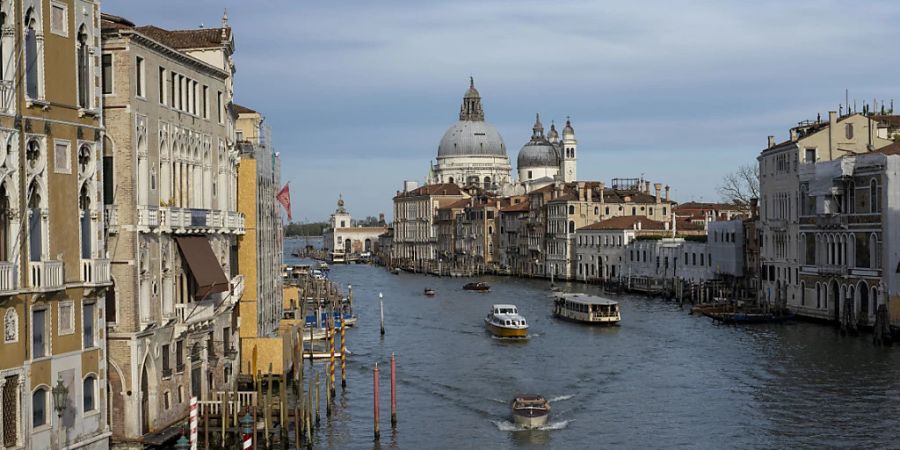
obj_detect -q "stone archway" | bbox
[107,363,125,438]
[140,363,149,435]
[829,279,840,323]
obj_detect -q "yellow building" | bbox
[235,104,288,374]
[0,1,111,449]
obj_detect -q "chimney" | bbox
[654,183,662,204]
[789,128,798,141]
[750,197,758,220]
[586,185,593,203]
[665,185,670,203]
[598,182,605,203]
[767,135,775,148]
[637,219,642,231]
[828,110,837,160]
[577,182,586,201]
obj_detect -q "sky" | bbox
[105,0,900,222]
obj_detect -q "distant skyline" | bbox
[105,0,900,221]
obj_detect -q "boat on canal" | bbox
[424,288,436,296]
[464,281,491,292]
[511,395,550,429]
[484,304,528,338]
[552,293,621,325]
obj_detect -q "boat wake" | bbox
[492,420,571,432]
[549,394,574,402]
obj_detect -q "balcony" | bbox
[230,274,245,302]
[0,80,13,115]
[174,300,218,333]
[160,208,244,234]
[0,262,18,295]
[815,214,848,229]
[104,205,118,233]
[225,211,245,234]
[81,258,111,287]
[137,206,159,229]
[28,260,64,292]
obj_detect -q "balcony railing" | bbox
[137,206,159,229]
[0,262,17,295]
[104,205,118,232]
[160,207,244,234]
[28,260,64,292]
[230,274,245,302]
[816,214,848,229]
[81,258,111,286]
[226,211,245,234]
[175,301,217,326]
[0,80,13,115]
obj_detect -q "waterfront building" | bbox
[101,13,243,444]
[758,112,892,312]
[429,79,512,189]
[0,1,112,449]
[323,196,387,263]
[575,216,671,283]
[498,199,530,275]
[674,201,749,224]
[235,104,284,373]
[454,196,503,273]
[795,147,900,330]
[392,183,469,270]
[435,199,468,265]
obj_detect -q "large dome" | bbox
[437,77,508,159]
[438,120,507,157]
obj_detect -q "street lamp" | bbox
[52,374,68,418]
[52,374,68,450]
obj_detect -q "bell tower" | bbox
[561,118,577,182]
[332,194,351,229]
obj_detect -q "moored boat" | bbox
[511,395,550,429]
[552,293,620,325]
[484,304,528,338]
[424,288,436,296]
[464,281,490,292]
[391,268,401,275]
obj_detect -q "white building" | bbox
[323,196,387,262]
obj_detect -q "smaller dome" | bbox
[563,118,575,139]
[517,139,559,169]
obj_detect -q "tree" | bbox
[717,162,759,206]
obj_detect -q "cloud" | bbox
[102,0,900,219]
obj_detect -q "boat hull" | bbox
[512,409,549,429]
[485,319,528,338]
[553,310,620,326]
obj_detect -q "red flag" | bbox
[276,183,292,221]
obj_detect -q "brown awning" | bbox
[175,236,230,300]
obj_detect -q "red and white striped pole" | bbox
[189,397,199,450]
[240,411,253,450]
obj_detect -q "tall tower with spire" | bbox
[561,118,577,182]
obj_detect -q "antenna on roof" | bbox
[845,89,849,115]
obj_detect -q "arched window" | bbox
[845,123,853,139]
[448,177,454,184]
[816,283,821,308]
[568,221,575,233]
[847,181,855,214]
[32,387,48,427]
[77,26,89,108]
[27,179,42,262]
[24,8,40,99]
[631,207,636,215]
[483,176,491,190]
[83,375,96,412]
[568,205,574,215]
[594,206,599,215]
[79,185,91,258]
[800,282,805,306]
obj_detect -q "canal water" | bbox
[285,249,900,449]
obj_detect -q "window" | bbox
[845,123,854,140]
[169,72,176,107]
[32,309,47,358]
[217,91,223,123]
[82,302,94,348]
[50,2,67,36]
[135,57,145,97]
[202,86,208,118]
[53,140,70,174]
[164,391,170,409]
[32,387,47,427]
[58,301,74,335]
[192,81,198,115]
[158,67,165,104]
[77,26,89,108]
[527,170,532,179]
[175,340,184,372]
[870,179,878,213]
[177,386,184,404]
[804,148,816,164]
[98,54,113,96]
[25,9,39,99]
[83,375,96,412]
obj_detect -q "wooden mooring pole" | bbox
[373,363,381,440]
[340,323,347,389]
[390,353,397,428]
[379,292,385,335]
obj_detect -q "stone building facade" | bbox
[101,13,243,445]
[0,1,112,449]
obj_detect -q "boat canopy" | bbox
[555,293,617,306]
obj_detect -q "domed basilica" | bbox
[428,78,577,192]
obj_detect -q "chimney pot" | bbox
[665,185,670,203]
[767,135,775,148]
[789,129,798,141]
